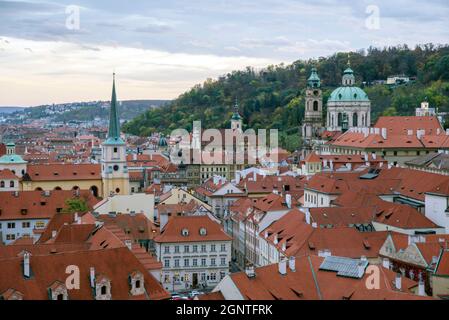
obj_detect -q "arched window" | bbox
[35,187,43,191]
[10,181,14,188]
[0,181,4,188]
[54,186,62,191]
[72,186,79,191]
[353,113,358,127]
[90,186,99,197]
[337,113,343,127]
[101,286,107,295]
[313,101,318,111]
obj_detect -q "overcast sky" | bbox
[1,0,448,106]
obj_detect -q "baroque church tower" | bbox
[230,98,243,132]
[101,73,130,198]
[302,67,323,144]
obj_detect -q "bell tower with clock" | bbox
[302,67,323,144]
[101,73,130,198]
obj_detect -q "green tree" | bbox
[63,198,89,214]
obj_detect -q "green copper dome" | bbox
[231,98,242,120]
[343,67,354,74]
[328,86,369,102]
[0,154,27,164]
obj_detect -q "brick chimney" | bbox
[278,259,287,275]
[23,251,31,278]
[288,257,296,272]
[395,273,402,291]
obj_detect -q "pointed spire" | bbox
[107,72,121,140]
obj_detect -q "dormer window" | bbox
[129,271,145,296]
[181,228,189,236]
[95,275,111,300]
[48,281,68,300]
[199,227,207,236]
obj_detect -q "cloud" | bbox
[0,36,277,105]
[134,24,173,34]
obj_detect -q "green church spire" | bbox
[307,67,321,88]
[232,97,241,120]
[105,73,125,145]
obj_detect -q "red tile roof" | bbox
[228,255,429,300]
[0,190,99,221]
[0,247,170,300]
[0,169,18,180]
[375,116,443,135]
[154,215,231,243]
[24,163,101,181]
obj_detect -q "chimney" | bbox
[125,239,132,250]
[381,128,387,140]
[74,212,78,223]
[288,256,296,272]
[23,251,31,278]
[357,261,366,278]
[382,258,390,269]
[90,267,96,288]
[52,230,57,238]
[418,279,426,296]
[311,222,318,228]
[245,264,255,278]
[372,153,377,160]
[285,194,292,209]
[253,171,257,182]
[278,258,287,275]
[395,273,402,291]
[305,208,311,225]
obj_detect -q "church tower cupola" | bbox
[342,67,355,86]
[231,98,243,131]
[307,67,321,88]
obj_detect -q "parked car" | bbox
[171,294,190,300]
[188,290,204,298]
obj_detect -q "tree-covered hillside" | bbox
[123,44,449,151]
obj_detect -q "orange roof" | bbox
[154,215,231,243]
[304,152,321,163]
[0,190,99,221]
[253,193,288,212]
[98,213,159,241]
[24,163,101,181]
[0,169,18,180]
[228,255,429,300]
[374,116,443,135]
[0,247,170,300]
[436,251,449,275]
